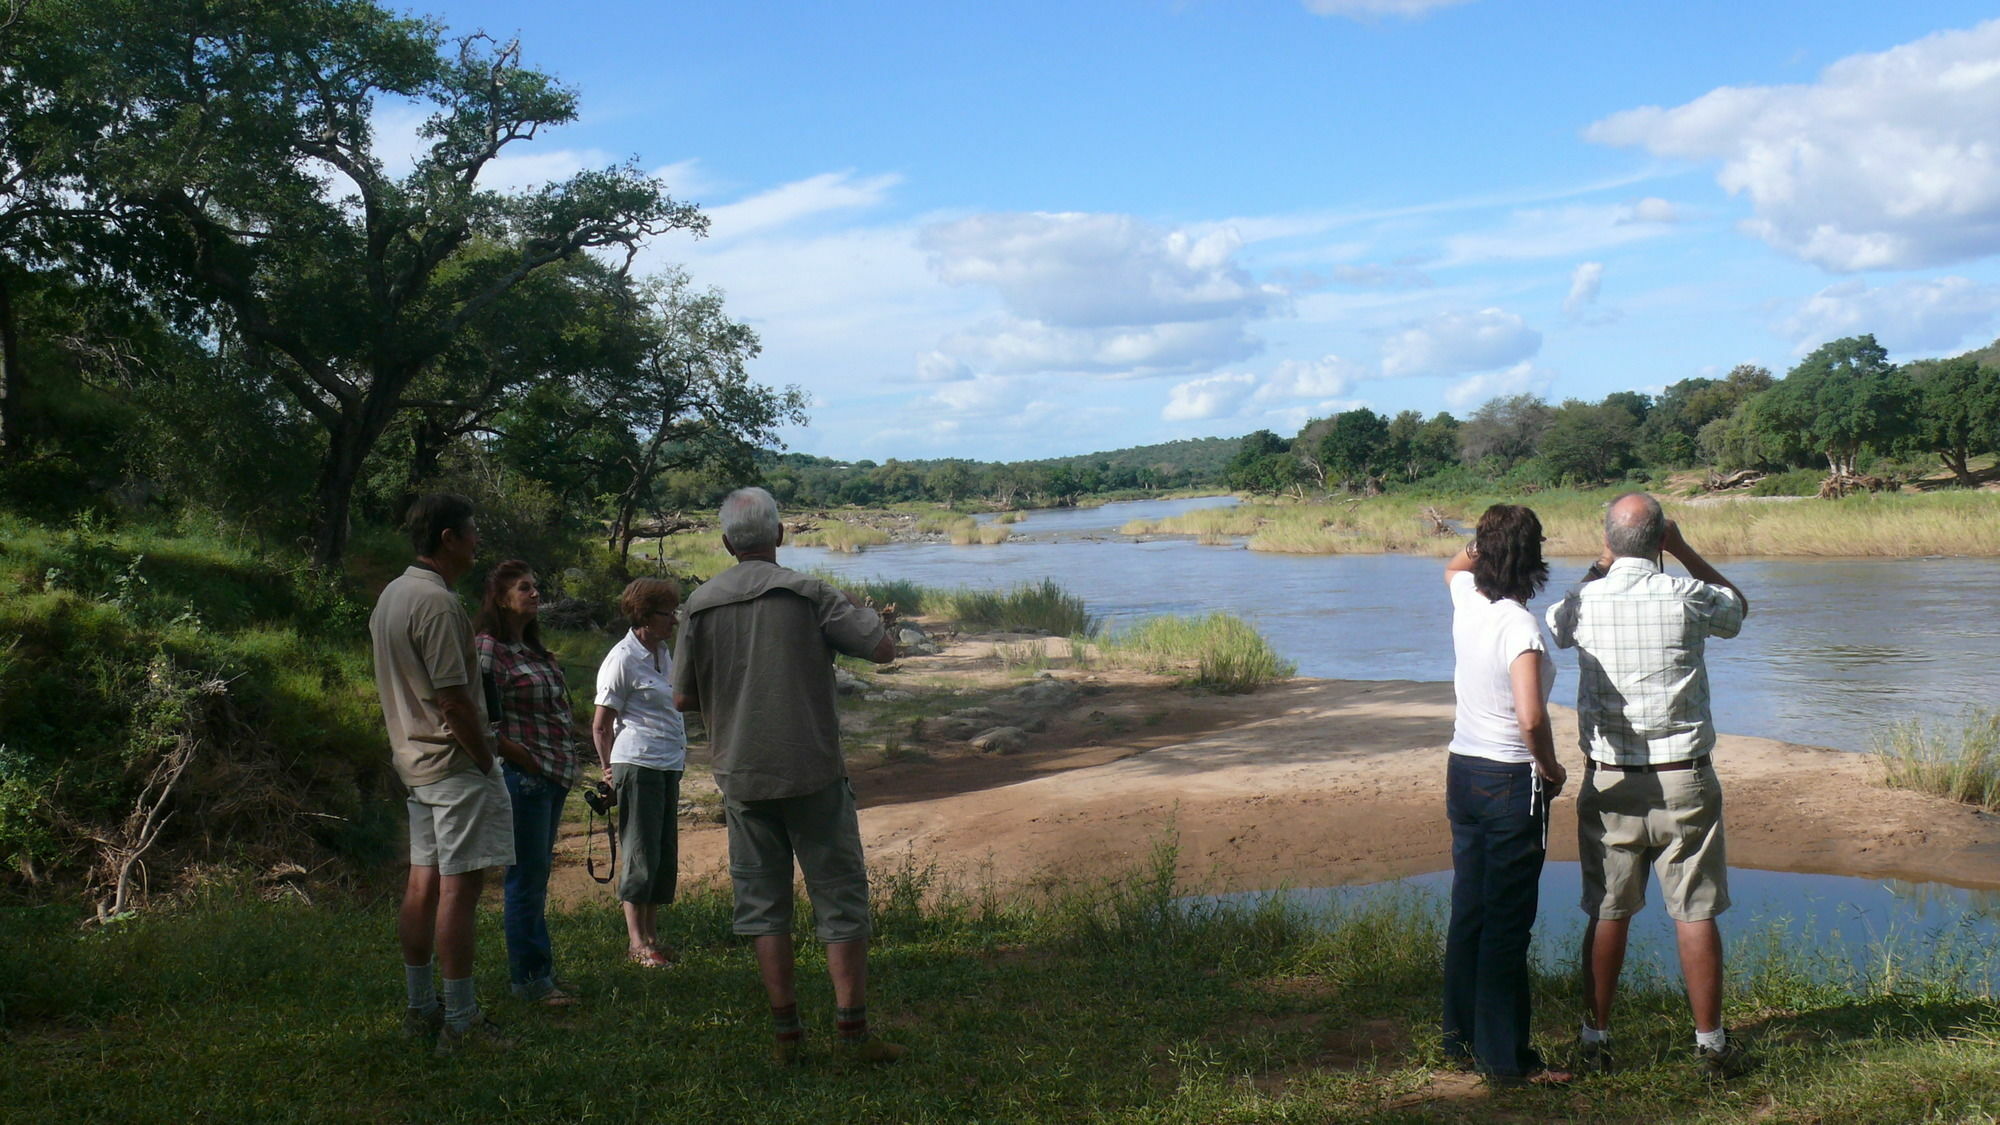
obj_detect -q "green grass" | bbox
[1874,709,2000,810]
[1098,612,1297,692]
[789,520,890,553]
[5,847,2000,1123]
[933,578,1096,635]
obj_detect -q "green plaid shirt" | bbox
[1546,557,1745,767]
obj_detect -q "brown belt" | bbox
[1586,755,1710,774]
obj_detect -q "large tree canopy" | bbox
[1754,335,1915,477]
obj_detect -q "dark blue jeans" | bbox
[502,766,569,998]
[1442,754,1548,1078]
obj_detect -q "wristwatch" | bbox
[1584,561,1608,580]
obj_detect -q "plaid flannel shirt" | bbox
[1546,557,1745,767]
[476,635,582,788]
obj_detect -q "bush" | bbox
[1749,468,1824,497]
[1099,612,1296,692]
[1874,709,2000,810]
[937,578,1096,635]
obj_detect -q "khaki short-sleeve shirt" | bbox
[673,560,887,802]
[370,566,485,788]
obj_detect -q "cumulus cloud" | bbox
[922,212,1279,328]
[1255,354,1368,401]
[1564,262,1605,317]
[1585,20,2000,270]
[1778,277,2000,354]
[925,374,1037,419]
[1626,196,1680,224]
[919,211,1282,377]
[1443,362,1552,410]
[1381,308,1543,378]
[1163,373,1259,421]
[1303,0,1477,19]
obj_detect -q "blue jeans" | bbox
[1442,754,1548,1078]
[502,766,569,998]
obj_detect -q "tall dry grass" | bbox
[1874,709,2000,810]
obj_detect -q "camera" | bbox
[582,781,617,815]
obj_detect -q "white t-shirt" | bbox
[594,630,688,771]
[1448,571,1556,764]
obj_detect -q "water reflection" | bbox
[1203,864,2000,979]
[788,496,2000,751]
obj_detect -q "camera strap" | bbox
[585,798,617,885]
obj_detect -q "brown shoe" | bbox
[834,1034,909,1065]
[435,1013,516,1058]
[1697,1037,1751,1081]
[401,1005,443,1040]
[771,1035,806,1067]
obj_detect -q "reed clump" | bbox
[791,520,890,553]
[1874,709,2000,810]
[936,578,1097,635]
[1099,612,1296,692]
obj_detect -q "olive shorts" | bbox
[407,765,515,876]
[612,763,681,905]
[1578,760,1730,923]
[724,778,871,944]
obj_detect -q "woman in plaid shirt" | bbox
[475,559,586,1008]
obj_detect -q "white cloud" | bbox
[1302,0,1476,19]
[1778,277,2000,354]
[936,317,1261,376]
[1564,262,1605,317]
[922,212,1280,328]
[1444,362,1552,410]
[1381,308,1543,378]
[1255,354,1368,400]
[1163,373,1259,421]
[915,350,973,383]
[704,171,902,241]
[925,374,1036,419]
[1586,19,2000,270]
[1627,196,1680,224]
[1440,201,1678,265]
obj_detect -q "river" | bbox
[788,495,2000,754]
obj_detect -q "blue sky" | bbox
[398,0,2000,460]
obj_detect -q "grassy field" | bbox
[5,844,1999,1123]
[1123,488,2000,558]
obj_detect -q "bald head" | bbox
[1604,492,1665,559]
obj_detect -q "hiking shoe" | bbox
[833,1034,909,1065]
[401,1005,443,1040]
[771,1035,806,1067]
[1576,1038,1615,1075]
[435,1013,516,1058]
[1696,1037,1751,1081]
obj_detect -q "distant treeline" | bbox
[756,437,1241,510]
[1224,334,2000,497]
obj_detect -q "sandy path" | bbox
[551,657,2000,903]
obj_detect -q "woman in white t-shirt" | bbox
[1441,504,1572,1086]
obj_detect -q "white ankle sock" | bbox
[1580,1022,1610,1044]
[1695,1027,1726,1052]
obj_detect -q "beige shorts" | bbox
[724,778,871,944]
[1577,761,1730,923]
[407,766,515,876]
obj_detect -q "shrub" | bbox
[936,579,1096,635]
[1099,612,1295,692]
[1874,710,2000,810]
[1749,468,1824,497]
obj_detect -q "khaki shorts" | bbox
[408,766,515,876]
[724,778,871,943]
[1577,761,1730,923]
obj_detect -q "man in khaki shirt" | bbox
[674,487,904,1065]
[370,493,529,1055]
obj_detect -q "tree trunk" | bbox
[0,262,23,460]
[1941,448,1977,487]
[309,391,402,570]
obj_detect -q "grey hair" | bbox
[1604,492,1665,558]
[719,487,782,554]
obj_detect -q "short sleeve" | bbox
[1545,593,1579,649]
[810,582,887,660]
[413,602,472,690]
[1692,583,1745,640]
[475,634,498,677]
[1496,609,1547,663]
[595,645,632,711]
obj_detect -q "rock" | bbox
[945,706,1001,723]
[970,726,1029,754]
[834,667,866,695]
[1010,679,1078,708]
[1019,716,1047,733]
[864,690,912,703]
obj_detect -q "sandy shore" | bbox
[551,639,2000,904]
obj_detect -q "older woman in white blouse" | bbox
[591,578,688,968]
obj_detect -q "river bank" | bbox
[551,633,2000,908]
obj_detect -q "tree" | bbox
[924,460,974,506]
[1754,336,1915,477]
[1457,394,1552,471]
[1318,408,1389,488]
[1540,399,1638,484]
[38,1,703,565]
[1906,355,2000,486]
[1226,430,1295,494]
[1641,366,1771,466]
[598,277,805,574]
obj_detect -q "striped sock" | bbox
[771,1003,804,1044]
[836,1005,869,1042]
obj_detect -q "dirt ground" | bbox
[549,635,2000,906]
